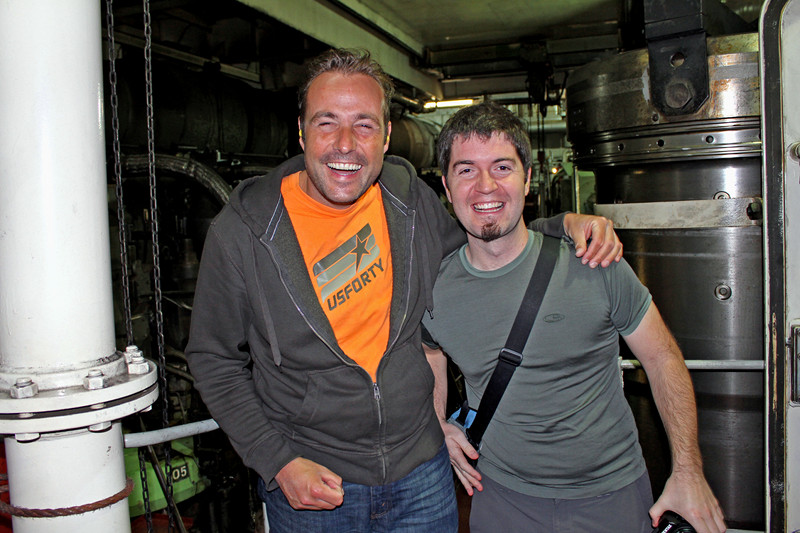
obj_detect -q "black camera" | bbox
[653,511,695,533]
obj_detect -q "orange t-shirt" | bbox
[281,172,393,380]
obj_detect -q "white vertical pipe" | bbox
[0,0,132,531]
[4,425,130,533]
[0,0,116,370]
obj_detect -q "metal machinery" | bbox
[566,25,763,533]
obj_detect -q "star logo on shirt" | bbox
[313,224,380,300]
[351,234,370,271]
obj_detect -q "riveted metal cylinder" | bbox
[567,33,763,529]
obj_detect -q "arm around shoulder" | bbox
[536,212,623,268]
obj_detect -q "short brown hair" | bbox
[298,48,395,132]
[438,102,533,179]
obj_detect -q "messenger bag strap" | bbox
[465,235,561,450]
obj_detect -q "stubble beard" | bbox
[306,162,376,207]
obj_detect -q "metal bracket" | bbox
[642,0,750,116]
[647,31,710,116]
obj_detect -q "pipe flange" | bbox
[0,351,158,436]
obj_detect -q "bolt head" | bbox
[84,372,106,390]
[124,345,143,363]
[10,379,38,399]
[127,359,150,375]
[15,433,40,442]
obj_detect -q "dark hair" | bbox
[437,102,533,178]
[298,48,395,131]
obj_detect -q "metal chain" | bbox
[105,0,134,348]
[137,448,154,533]
[103,0,135,345]
[106,2,152,531]
[106,0,135,346]
[142,0,174,530]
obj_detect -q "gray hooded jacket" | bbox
[186,154,466,489]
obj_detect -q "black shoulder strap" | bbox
[465,235,561,450]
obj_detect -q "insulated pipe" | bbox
[122,356,765,448]
[124,419,220,449]
[0,0,113,370]
[4,426,130,531]
[0,1,151,531]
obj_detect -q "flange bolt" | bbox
[10,377,38,399]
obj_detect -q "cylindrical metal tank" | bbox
[566,33,763,529]
[115,62,288,157]
[387,115,440,169]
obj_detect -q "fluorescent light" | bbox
[423,99,474,109]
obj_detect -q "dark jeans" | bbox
[259,444,458,533]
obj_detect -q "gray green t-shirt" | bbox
[422,230,652,499]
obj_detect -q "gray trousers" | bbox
[469,471,654,533]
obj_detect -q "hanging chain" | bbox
[137,448,154,532]
[142,0,174,530]
[106,2,153,531]
[105,0,134,347]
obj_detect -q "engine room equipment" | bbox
[386,115,440,170]
[114,60,290,159]
[125,438,207,517]
[566,33,763,529]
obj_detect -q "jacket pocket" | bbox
[291,366,376,448]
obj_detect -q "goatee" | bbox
[480,223,501,242]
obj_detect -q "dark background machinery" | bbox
[102,0,769,531]
[567,30,763,529]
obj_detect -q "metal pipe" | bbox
[0,1,155,530]
[621,359,765,371]
[124,357,766,449]
[3,426,131,532]
[0,0,114,372]
[125,419,220,448]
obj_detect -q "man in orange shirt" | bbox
[186,48,622,532]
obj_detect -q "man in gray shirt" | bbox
[422,102,726,533]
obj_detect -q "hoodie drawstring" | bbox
[251,236,282,368]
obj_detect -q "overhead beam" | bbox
[237,0,443,99]
[328,0,425,57]
[441,74,530,99]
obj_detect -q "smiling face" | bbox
[443,132,531,245]
[298,72,391,209]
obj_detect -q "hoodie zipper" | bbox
[373,381,386,478]
[373,382,382,424]
[262,233,390,480]
[261,190,421,484]
[379,189,416,358]
[372,193,417,483]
